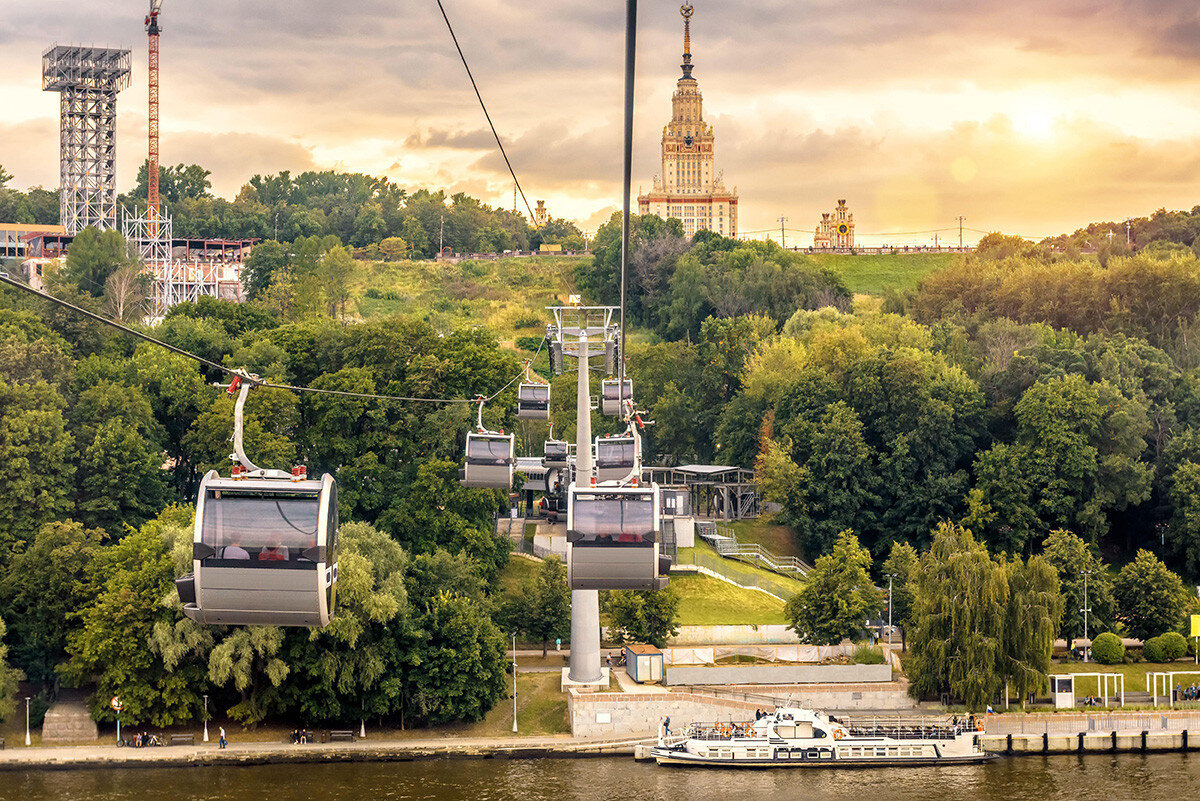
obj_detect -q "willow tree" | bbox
[908,522,1009,709]
[909,522,1063,710]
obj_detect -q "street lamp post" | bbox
[512,632,518,734]
[202,694,209,743]
[887,574,895,649]
[1081,570,1093,663]
[24,696,30,746]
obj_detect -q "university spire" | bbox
[681,3,695,80]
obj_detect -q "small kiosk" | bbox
[625,643,664,684]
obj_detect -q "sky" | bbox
[4,1,1200,246]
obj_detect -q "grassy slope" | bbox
[679,540,807,596]
[729,520,807,561]
[808,252,956,295]
[351,255,587,341]
[671,572,788,626]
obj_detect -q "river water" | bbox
[3,753,1197,801]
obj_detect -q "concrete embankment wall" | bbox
[714,681,917,711]
[570,689,767,739]
[981,730,1200,754]
[664,664,892,686]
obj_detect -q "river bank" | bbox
[0,734,646,771]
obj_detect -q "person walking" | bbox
[219,726,227,749]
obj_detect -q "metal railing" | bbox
[696,522,812,578]
[674,547,801,601]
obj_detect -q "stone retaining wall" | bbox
[664,663,892,686]
[569,690,766,739]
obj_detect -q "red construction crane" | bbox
[145,0,163,229]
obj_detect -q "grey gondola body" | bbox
[460,432,515,488]
[567,483,668,590]
[177,471,338,627]
[601,379,633,417]
[517,383,551,420]
[543,439,569,468]
[595,435,637,483]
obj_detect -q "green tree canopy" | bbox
[784,531,882,645]
[1114,549,1189,641]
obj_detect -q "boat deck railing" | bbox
[683,721,759,740]
[837,715,973,741]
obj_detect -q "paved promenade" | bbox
[0,733,650,771]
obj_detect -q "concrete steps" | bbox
[41,701,98,743]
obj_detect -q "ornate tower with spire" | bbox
[637,3,738,238]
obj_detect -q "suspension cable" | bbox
[434,0,539,226]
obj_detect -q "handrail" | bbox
[696,523,813,578]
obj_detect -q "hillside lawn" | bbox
[729,519,807,561]
[351,254,587,341]
[670,572,788,626]
[808,252,957,295]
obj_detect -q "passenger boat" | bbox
[650,707,994,767]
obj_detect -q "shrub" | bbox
[853,644,886,664]
[363,288,381,299]
[513,315,544,329]
[515,336,544,352]
[1161,631,1189,661]
[1143,635,1167,663]
[1091,632,1125,664]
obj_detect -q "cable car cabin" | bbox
[517,383,550,420]
[601,378,633,417]
[543,439,569,468]
[566,484,670,590]
[595,435,636,483]
[176,471,338,627]
[460,431,515,488]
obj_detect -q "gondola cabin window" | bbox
[570,492,656,544]
[466,436,513,464]
[202,490,321,564]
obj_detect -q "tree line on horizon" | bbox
[0,162,585,259]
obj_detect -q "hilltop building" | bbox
[814,200,854,249]
[637,3,737,238]
[534,200,549,227]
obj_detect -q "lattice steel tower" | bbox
[42,45,132,234]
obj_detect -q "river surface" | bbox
[3,753,1198,800]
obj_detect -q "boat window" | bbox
[202,490,320,561]
[596,440,635,467]
[572,492,655,544]
[466,436,513,464]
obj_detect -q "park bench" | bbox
[288,729,316,744]
[169,734,194,746]
[326,730,355,743]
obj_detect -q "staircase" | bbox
[696,521,812,578]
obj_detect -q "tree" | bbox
[0,165,12,188]
[907,522,1062,710]
[881,541,918,650]
[605,587,681,648]
[379,236,408,261]
[514,556,571,656]
[62,228,132,297]
[1114,549,1188,641]
[0,521,103,687]
[64,514,199,726]
[784,531,882,645]
[242,240,290,301]
[103,264,150,322]
[402,589,508,725]
[0,380,75,563]
[322,245,357,321]
[1041,529,1115,643]
[280,522,411,723]
[0,618,24,722]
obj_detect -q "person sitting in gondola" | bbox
[259,537,289,561]
[222,538,250,560]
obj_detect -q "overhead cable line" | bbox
[0,272,523,406]
[434,0,539,226]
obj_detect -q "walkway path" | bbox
[0,732,653,771]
